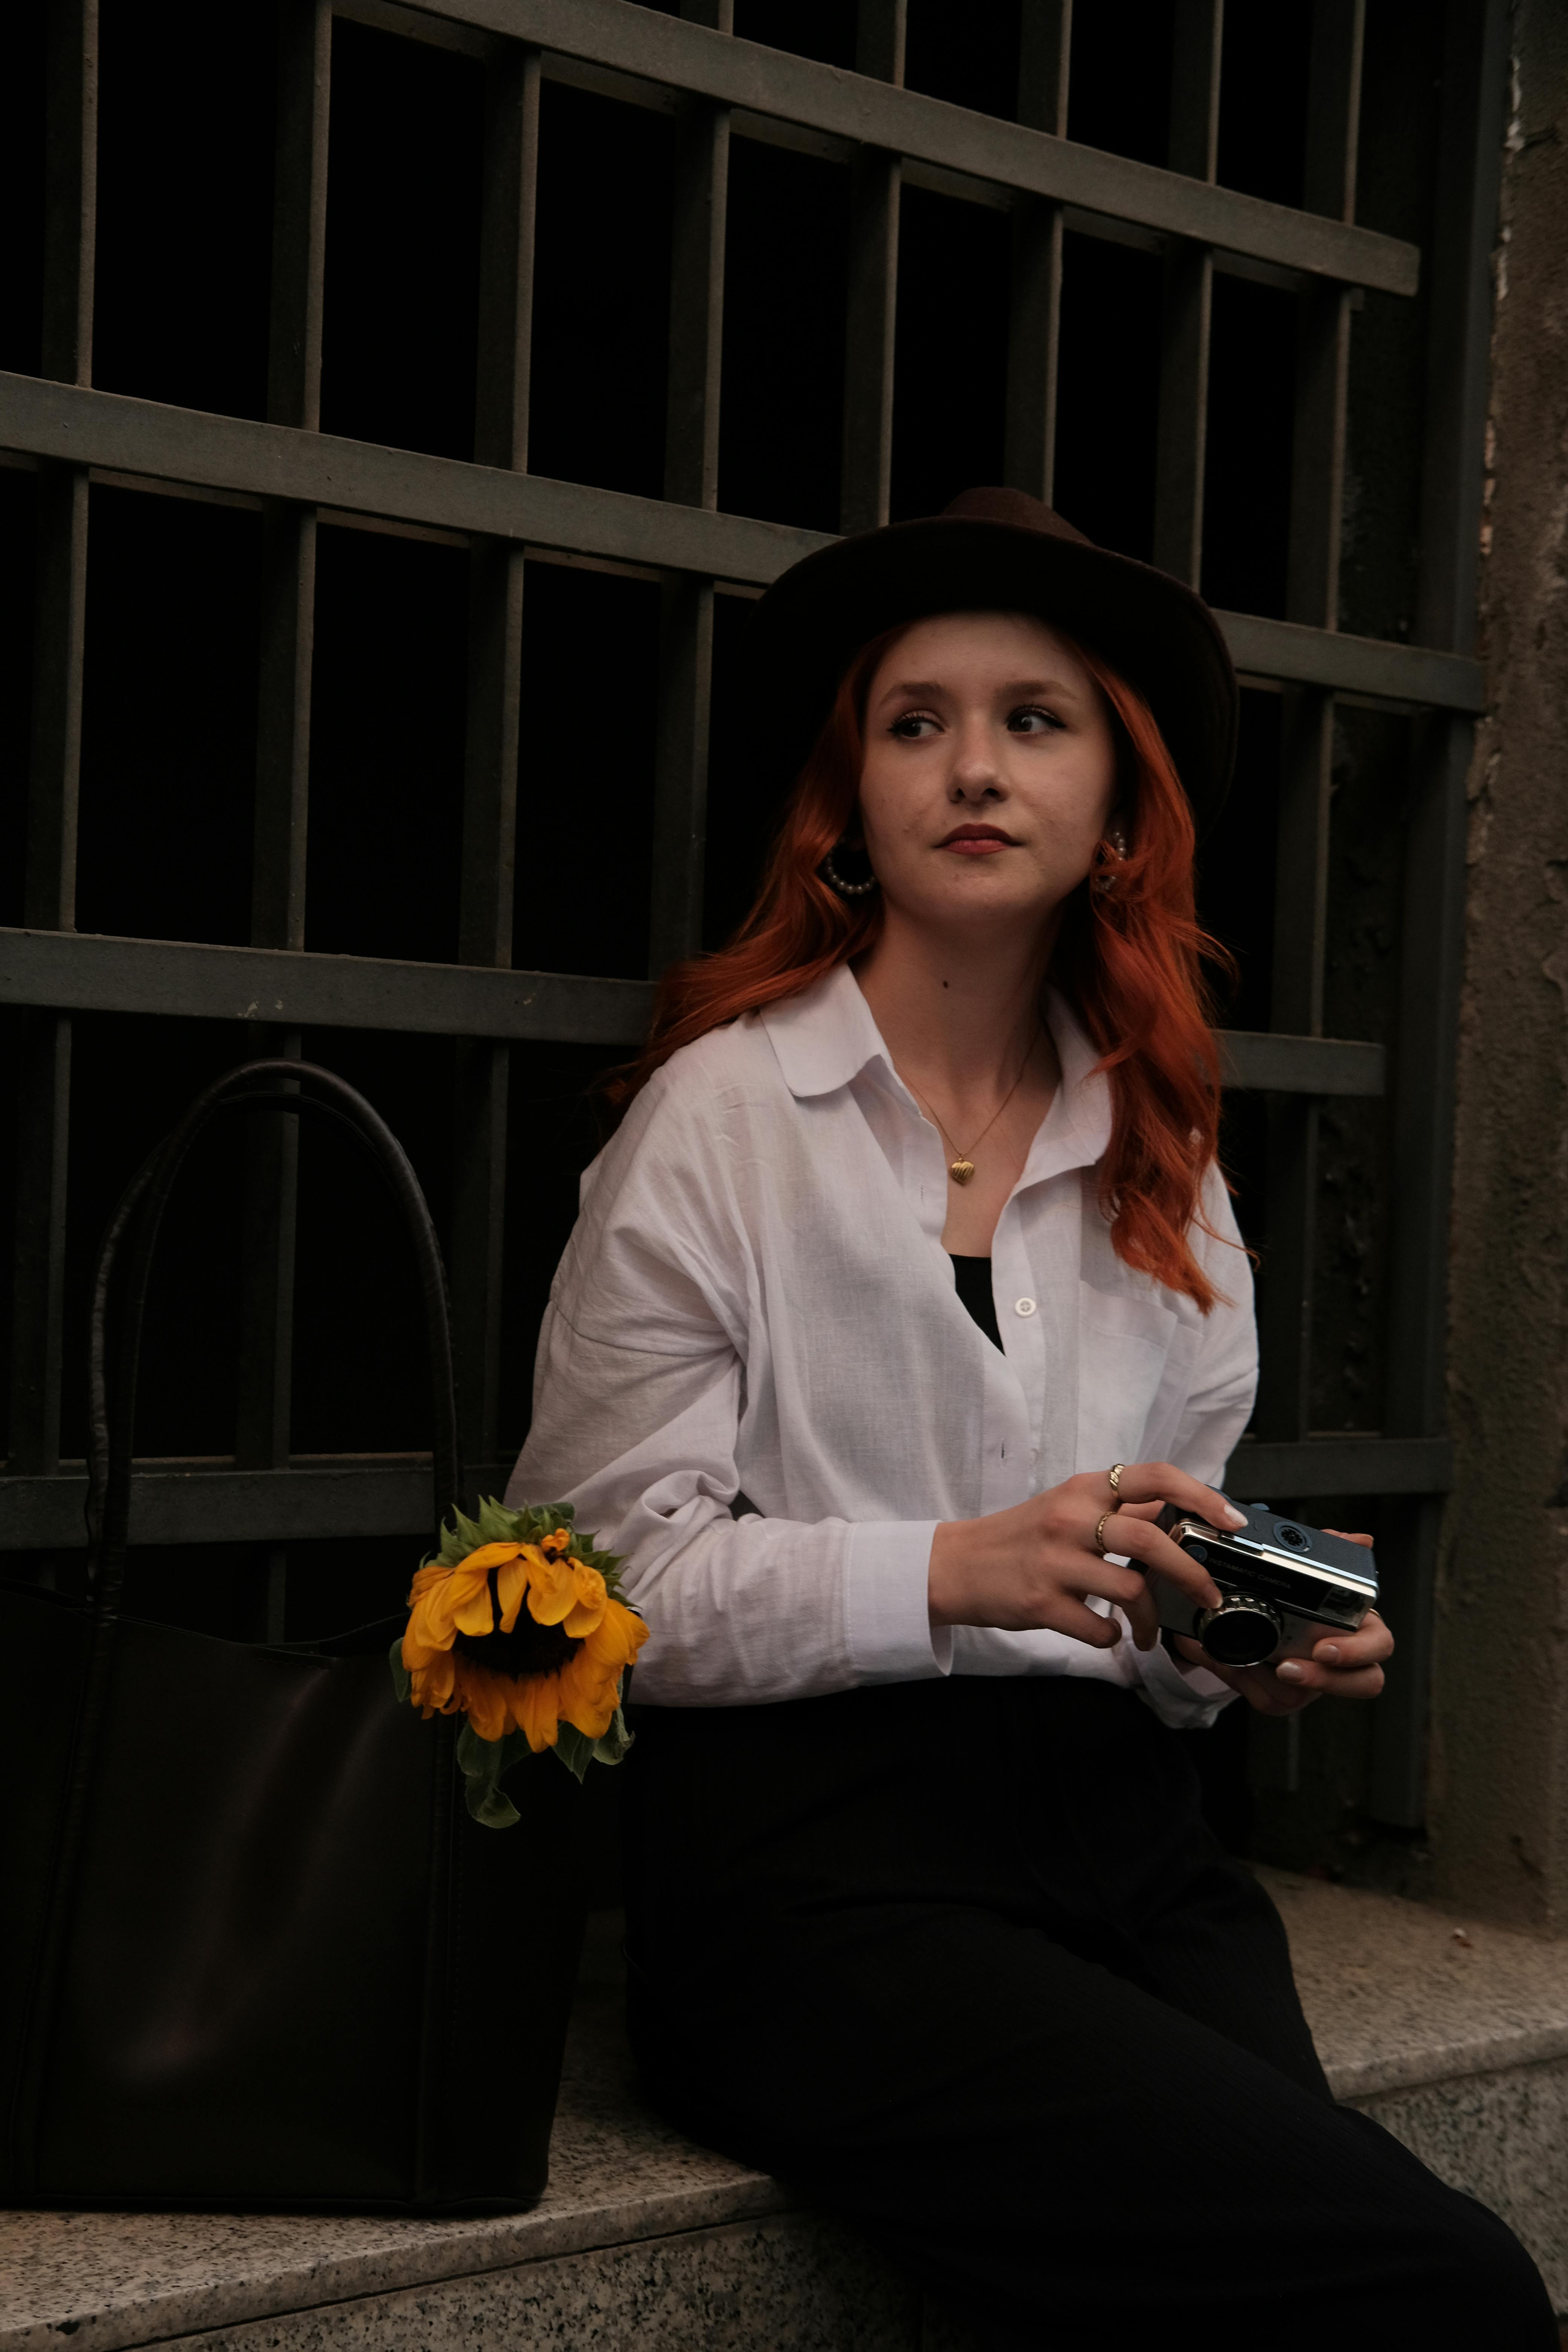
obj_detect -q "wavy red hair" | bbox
[608,626,1236,1311]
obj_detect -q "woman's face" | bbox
[856,611,1119,945]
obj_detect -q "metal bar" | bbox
[648,0,730,974]
[0,382,1488,711]
[1219,1031,1383,1096]
[0,930,1387,1092]
[452,39,539,1470]
[1223,1436,1452,1499]
[1152,0,1221,586]
[237,0,331,1506]
[1003,0,1070,500]
[1254,0,1365,1450]
[0,929,658,1043]
[839,0,905,535]
[383,0,1419,292]
[1368,0,1510,1830]
[0,1433,1448,1552]
[0,1461,512,1551]
[9,0,96,1480]
[1216,613,1482,711]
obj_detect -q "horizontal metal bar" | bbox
[1219,610,1484,714]
[399,0,1418,293]
[0,928,656,1043]
[0,1459,511,1550]
[0,373,825,585]
[0,933,1389,1089]
[1218,1030,1384,1096]
[1223,1436,1451,1499]
[0,378,1485,712]
[0,1433,1447,1551]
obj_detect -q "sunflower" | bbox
[397,1502,648,1769]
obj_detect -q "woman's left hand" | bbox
[1171,1531,1393,1716]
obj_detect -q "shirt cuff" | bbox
[845,1520,952,1682]
[1131,1629,1236,1729]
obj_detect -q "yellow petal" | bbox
[496,1556,527,1633]
[457,1542,527,1575]
[524,1549,580,1627]
[518,1672,563,1752]
[409,1652,456,1713]
[557,1650,619,1739]
[560,1565,608,1639]
[461,1668,510,1743]
[452,1580,495,1637]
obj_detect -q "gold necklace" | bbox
[905,1036,1038,1187]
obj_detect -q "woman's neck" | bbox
[854,904,1056,1100]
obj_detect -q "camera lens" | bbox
[1277,1524,1309,1550]
[1197,1600,1282,1667]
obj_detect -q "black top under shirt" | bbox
[948,1254,1002,1353]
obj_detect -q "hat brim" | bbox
[743,516,1239,836]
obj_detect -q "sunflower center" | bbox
[452,1565,580,1679]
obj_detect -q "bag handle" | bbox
[86,1059,464,1617]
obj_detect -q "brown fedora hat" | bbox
[744,485,1239,835]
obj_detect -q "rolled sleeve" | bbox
[845,1520,951,1683]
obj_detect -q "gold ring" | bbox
[1094,1510,1116,1556]
[1107,1462,1126,1496]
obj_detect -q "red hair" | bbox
[609,628,1235,1311]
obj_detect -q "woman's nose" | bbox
[949,752,1004,801]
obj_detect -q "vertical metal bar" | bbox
[647,0,732,978]
[1151,0,1222,585]
[452,42,541,1478]
[9,0,96,1480]
[839,0,905,535]
[1004,0,1070,501]
[1253,0,1364,1451]
[236,0,329,1606]
[1368,0,1509,1827]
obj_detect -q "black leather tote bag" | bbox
[2,1060,587,2212]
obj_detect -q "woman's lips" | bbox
[939,824,1018,857]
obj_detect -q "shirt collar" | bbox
[757,964,1112,1174]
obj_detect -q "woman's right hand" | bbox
[927,1464,1246,1652]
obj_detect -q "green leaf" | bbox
[552,1722,595,1782]
[466,1779,521,1829]
[388,1637,412,1705]
[591,1705,635,1767]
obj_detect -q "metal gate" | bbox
[1,0,1508,1842]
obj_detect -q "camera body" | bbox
[1146,1502,1378,1669]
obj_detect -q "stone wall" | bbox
[1434,0,1568,1925]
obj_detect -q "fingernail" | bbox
[1222,1503,1248,1528]
[1275,1660,1306,1681]
[1316,1643,1341,1663]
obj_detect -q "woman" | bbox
[510,490,1552,2346]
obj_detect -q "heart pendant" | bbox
[949,1158,976,1186]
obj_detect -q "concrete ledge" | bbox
[3,1876,1566,2348]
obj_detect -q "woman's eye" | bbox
[1008,704,1064,735]
[889,712,940,740]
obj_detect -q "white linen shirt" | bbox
[508,963,1254,1730]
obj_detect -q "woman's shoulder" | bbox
[635,1013,786,1132]
[582,1015,785,1204]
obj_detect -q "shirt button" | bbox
[1014,1297,1037,1318]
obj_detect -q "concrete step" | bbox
[3,1872,1566,2350]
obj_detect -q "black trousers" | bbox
[622,1676,1554,2349]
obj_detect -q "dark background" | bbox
[0,1,1446,1865]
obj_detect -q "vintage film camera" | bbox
[1146,1501,1378,1669]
